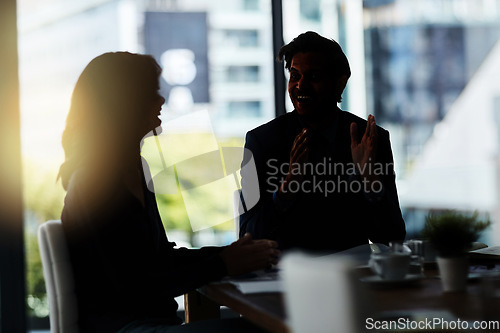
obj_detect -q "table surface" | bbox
[200,264,500,333]
[201,282,289,333]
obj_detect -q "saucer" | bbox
[433,273,482,281]
[360,274,423,288]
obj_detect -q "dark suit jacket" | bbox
[239,109,406,252]
[61,164,227,332]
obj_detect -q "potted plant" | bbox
[421,210,490,292]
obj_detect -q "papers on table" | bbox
[224,268,285,294]
[231,279,284,294]
[319,243,391,266]
[221,244,397,294]
[469,245,500,259]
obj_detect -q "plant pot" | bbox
[437,256,468,292]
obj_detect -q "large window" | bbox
[362,0,500,242]
[282,0,500,242]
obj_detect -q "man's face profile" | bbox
[287,52,335,119]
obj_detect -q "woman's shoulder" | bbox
[66,167,123,211]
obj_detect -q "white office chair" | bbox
[281,252,370,333]
[233,189,244,238]
[38,220,79,333]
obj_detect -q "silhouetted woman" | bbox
[59,52,278,333]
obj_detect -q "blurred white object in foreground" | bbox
[281,252,369,333]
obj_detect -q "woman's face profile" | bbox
[78,53,166,142]
[139,82,165,138]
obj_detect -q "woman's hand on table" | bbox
[220,233,281,276]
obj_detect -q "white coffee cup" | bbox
[369,252,411,280]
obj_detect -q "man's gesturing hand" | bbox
[350,114,378,181]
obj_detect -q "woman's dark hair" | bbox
[58,52,161,189]
[277,31,351,79]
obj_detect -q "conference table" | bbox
[187,261,500,333]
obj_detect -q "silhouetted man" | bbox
[239,31,406,253]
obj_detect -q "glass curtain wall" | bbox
[361,0,500,242]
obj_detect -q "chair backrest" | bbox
[232,189,244,238]
[38,220,79,333]
[281,252,370,333]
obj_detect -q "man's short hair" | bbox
[277,31,351,79]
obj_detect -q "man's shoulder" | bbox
[341,110,365,123]
[340,110,389,135]
[248,111,298,137]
